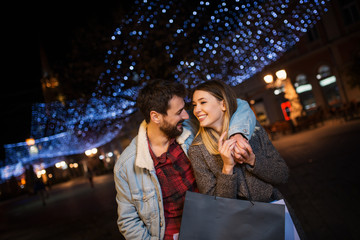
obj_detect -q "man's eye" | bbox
[201,101,206,104]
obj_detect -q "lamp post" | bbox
[264,69,304,126]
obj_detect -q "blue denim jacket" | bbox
[114,99,255,239]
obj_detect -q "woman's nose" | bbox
[193,105,201,114]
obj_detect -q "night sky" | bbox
[1,0,331,162]
[0,1,128,160]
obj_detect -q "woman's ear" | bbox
[150,111,161,124]
[221,100,226,112]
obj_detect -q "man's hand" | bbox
[229,134,255,167]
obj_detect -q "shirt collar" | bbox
[147,137,176,165]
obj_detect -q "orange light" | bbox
[263,74,274,84]
[275,69,287,81]
[26,138,35,146]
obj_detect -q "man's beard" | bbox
[160,119,184,139]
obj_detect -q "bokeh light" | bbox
[1,0,330,180]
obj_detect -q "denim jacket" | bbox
[114,99,255,240]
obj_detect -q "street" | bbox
[1,118,359,240]
[0,174,124,240]
[274,118,360,240]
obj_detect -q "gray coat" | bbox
[188,121,289,202]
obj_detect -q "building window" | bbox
[295,74,308,86]
[294,74,317,113]
[307,27,319,42]
[251,99,270,126]
[316,65,342,107]
[316,65,331,80]
[340,0,360,25]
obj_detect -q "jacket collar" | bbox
[135,120,192,171]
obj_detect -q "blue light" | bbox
[2,0,332,181]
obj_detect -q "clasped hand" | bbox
[218,131,255,174]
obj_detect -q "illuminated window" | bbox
[316,65,331,80]
[295,74,316,112]
[316,65,341,107]
[295,74,308,86]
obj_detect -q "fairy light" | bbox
[1,0,330,181]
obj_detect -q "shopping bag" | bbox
[179,191,285,240]
[272,199,300,240]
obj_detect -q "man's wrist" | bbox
[229,133,248,140]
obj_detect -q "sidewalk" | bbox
[0,174,125,240]
[273,118,360,240]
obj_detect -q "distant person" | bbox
[86,168,94,188]
[113,79,256,240]
[25,164,36,194]
[25,164,49,206]
[33,176,49,206]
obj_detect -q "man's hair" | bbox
[137,79,187,123]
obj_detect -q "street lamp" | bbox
[264,69,304,126]
[26,137,38,155]
[85,148,98,157]
[26,138,35,146]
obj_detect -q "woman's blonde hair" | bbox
[192,80,238,155]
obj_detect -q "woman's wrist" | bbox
[222,165,234,175]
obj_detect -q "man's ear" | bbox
[150,111,161,124]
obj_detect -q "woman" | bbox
[188,80,288,201]
[188,80,304,239]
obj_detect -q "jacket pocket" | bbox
[132,188,158,225]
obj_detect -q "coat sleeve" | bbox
[245,122,289,185]
[114,169,156,240]
[188,145,238,199]
[228,99,256,140]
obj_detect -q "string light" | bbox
[1,0,330,181]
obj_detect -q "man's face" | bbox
[159,95,189,138]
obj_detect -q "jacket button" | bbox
[160,222,163,227]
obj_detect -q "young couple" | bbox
[113,79,292,240]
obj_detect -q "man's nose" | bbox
[181,109,189,119]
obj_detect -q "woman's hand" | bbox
[230,134,256,167]
[218,131,237,174]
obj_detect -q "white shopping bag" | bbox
[272,199,300,240]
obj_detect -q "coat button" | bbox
[160,222,163,227]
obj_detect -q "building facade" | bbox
[235,0,360,126]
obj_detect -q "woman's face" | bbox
[192,90,226,133]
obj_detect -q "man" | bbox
[114,79,256,240]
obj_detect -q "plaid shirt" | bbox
[148,138,198,240]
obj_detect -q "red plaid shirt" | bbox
[148,138,198,240]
